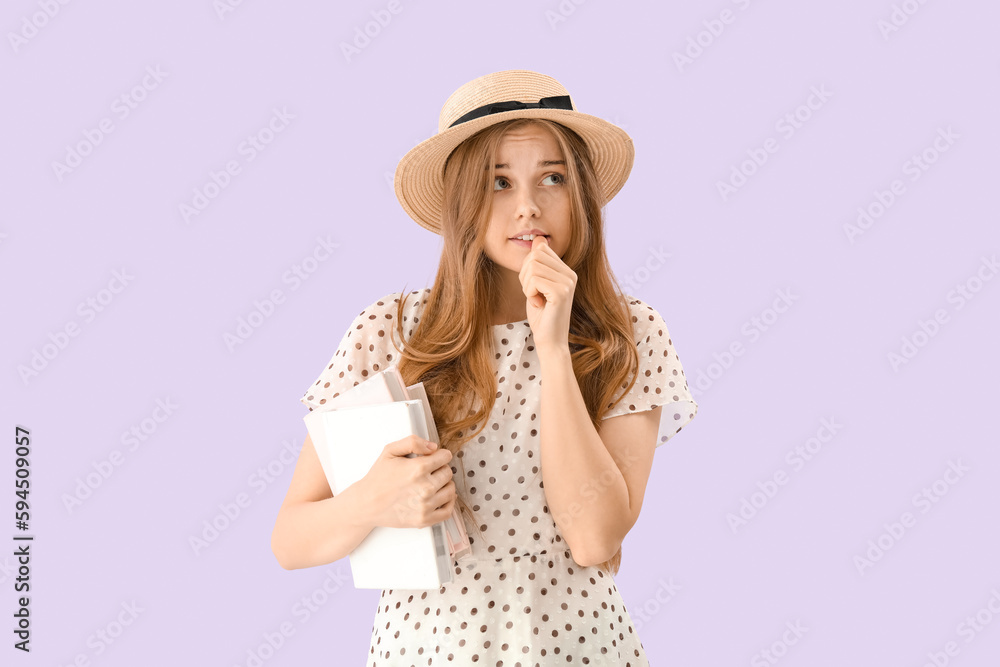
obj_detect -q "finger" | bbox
[408,481,434,505]
[418,449,451,475]
[522,274,568,306]
[523,262,567,285]
[431,463,453,485]
[431,498,456,524]
[527,245,566,271]
[428,482,457,509]
[434,450,453,473]
[518,240,556,279]
[523,285,545,310]
[526,236,550,259]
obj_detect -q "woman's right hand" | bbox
[357,435,457,529]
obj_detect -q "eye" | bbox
[493,176,510,191]
[543,173,565,185]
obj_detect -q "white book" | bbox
[303,367,471,589]
[304,400,452,589]
[404,382,470,558]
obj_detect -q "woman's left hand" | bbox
[519,235,577,356]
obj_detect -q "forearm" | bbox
[271,482,376,570]
[537,347,630,566]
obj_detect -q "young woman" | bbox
[272,69,698,666]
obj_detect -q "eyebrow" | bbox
[492,160,566,169]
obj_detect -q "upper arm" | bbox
[279,433,334,510]
[597,405,661,534]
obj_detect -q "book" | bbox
[302,368,470,589]
[305,401,451,589]
[404,382,471,559]
[307,367,471,560]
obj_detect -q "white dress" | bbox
[300,288,698,666]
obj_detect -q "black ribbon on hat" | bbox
[448,95,573,128]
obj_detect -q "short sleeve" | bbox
[299,290,416,412]
[600,297,699,447]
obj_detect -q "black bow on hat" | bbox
[448,95,574,128]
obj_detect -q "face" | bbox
[483,123,572,276]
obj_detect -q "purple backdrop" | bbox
[3,1,999,665]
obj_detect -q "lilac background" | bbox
[3,1,999,665]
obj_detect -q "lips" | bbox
[509,235,546,248]
[510,228,549,239]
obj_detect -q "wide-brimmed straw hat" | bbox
[393,69,635,236]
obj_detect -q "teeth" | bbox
[515,234,542,241]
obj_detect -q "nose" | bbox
[515,186,541,219]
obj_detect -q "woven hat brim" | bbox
[394,108,635,235]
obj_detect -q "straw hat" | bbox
[393,69,635,236]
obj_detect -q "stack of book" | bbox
[302,367,471,590]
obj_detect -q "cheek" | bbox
[487,202,506,231]
[491,195,515,216]
[483,226,508,257]
[546,191,572,218]
[486,214,506,246]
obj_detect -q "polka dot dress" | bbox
[300,289,698,666]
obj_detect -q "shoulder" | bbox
[351,288,429,318]
[348,288,432,337]
[620,294,669,341]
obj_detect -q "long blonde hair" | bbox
[392,118,640,576]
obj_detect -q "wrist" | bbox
[339,479,375,529]
[537,344,573,368]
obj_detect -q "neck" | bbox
[490,268,527,324]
